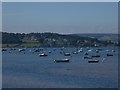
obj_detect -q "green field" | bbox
[2,39,41,48]
[2,44,19,48]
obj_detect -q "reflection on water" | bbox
[2,47,118,88]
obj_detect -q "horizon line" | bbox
[1,31,118,34]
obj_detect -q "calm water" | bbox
[2,47,118,88]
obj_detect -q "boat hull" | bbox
[107,54,113,56]
[54,59,69,62]
[88,60,99,63]
[92,55,100,57]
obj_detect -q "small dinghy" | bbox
[34,49,40,52]
[106,50,110,52]
[73,52,78,54]
[54,59,69,62]
[112,50,115,52]
[39,53,48,57]
[48,51,52,53]
[88,60,99,63]
[97,48,102,51]
[78,49,83,52]
[95,50,99,53]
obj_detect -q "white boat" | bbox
[73,52,78,54]
[78,49,83,52]
[112,50,115,52]
[88,49,92,52]
[18,48,25,52]
[39,53,48,57]
[64,53,71,56]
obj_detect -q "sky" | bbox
[2,2,118,34]
[1,0,120,2]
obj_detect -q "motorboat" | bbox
[2,48,7,51]
[64,53,71,56]
[54,59,70,62]
[88,49,92,52]
[18,48,25,52]
[78,49,83,52]
[39,53,48,57]
[88,60,99,63]
[107,54,113,56]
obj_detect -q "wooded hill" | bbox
[1,32,119,48]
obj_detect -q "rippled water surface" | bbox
[2,47,118,88]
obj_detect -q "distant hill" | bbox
[1,32,119,48]
[75,33,118,42]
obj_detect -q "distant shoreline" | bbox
[1,32,119,48]
[1,44,119,48]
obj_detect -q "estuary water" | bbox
[2,47,118,88]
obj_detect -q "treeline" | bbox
[1,32,118,47]
[2,32,24,44]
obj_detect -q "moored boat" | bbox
[84,52,88,55]
[78,49,83,52]
[88,49,92,52]
[64,53,71,56]
[48,51,52,53]
[73,51,78,54]
[84,56,92,59]
[112,50,115,52]
[88,60,99,63]
[107,54,113,56]
[92,55,100,57]
[18,48,25,52]
[95,50,99,53]
[54,59,70,62]
[2,48,7,51]
[34,49,40,52]
[39,53,48,57]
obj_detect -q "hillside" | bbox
[1,32,119,48]
[76,33,118,41]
